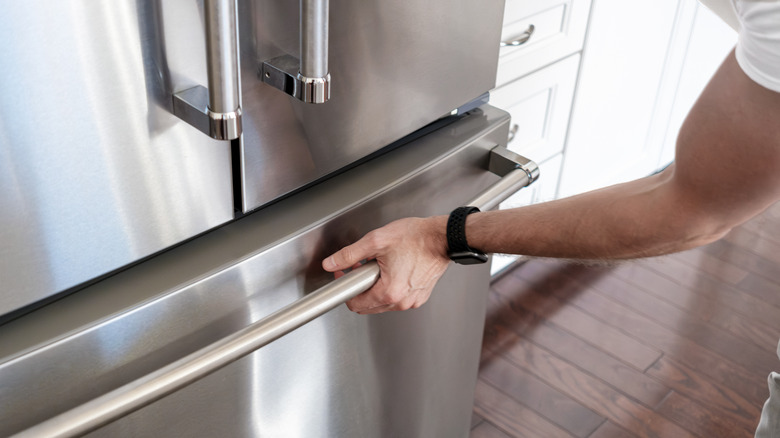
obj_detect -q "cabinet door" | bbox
[657,4,737,166]
[491,54,580,164]
[0,1,234,317]
[558,0,685,197]
[497,0,591,87]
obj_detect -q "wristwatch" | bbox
[446,206,488,265]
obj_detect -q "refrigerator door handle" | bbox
[13,146,536,438]
[261,0,331,104]
[13,263,380,438]
[469,145,540,211]
[173,0,243,140]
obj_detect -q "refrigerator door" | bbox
[237,0,504,211]
[0,1,234,317]
[0,106,514,437]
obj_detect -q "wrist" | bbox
[422,215,450,259]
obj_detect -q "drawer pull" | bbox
[500,24,535,47]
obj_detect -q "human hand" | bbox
[322,216,450,314]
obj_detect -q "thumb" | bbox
[322,240,370,272]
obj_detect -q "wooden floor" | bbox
[471,202,780,438]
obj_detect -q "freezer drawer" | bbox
[0,106,530,437]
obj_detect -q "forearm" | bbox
[446,167,733,261]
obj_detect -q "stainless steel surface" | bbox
[205,0,241,114]
[260,0,331,103]
[14,264,380,438]
[242,0,504,211]
[299,72,331,104]
[300,0,329,79]
[0,106,511,438]
[173,0,243,139]
[500,24,536,46]
[472,146,539,211]
[261,54,331,104]
[13,135,537,438]
[0,0,235,317]
[173,86,243,140]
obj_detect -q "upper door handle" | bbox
[173,0,243,140]
[261,0,331,104]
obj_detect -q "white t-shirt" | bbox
[699,0,780,92]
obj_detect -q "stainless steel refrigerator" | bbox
[0,0,538,436]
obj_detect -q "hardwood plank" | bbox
[608,263,780,349]
[485,325,695,438]
[711,305,780,351]
[668,247,749,286]
[485,292,671,407]
[722,225,780,265]
[646,356,761,432]
[548,269,779,376]
[737,273,780,310]
[655,391,756,438]
[472,379,575,438]
[479,354,604,438]
[587,421,637,438]
[539,283,770,406]
[701,237,780,289]
[470,421,514,438]
[491,278,662,371]
[635,259,780,332]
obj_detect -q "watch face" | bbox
[449,251,489,265]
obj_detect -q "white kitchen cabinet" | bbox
[488,0,739,276]
[558,0,737,197]
[657,3,737,166]
[497,0,591,87]
[491,54,580,164]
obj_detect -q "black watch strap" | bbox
[447,206,488,265]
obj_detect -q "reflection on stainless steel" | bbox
[489,145,541,183]
[500,24,536,47]
[173,0,242,139]
[0,0,234,317]
[13,264,380,438]
[260,0,331,103]
[301,0,329,79]
[12,140,539,438]
[244,0,503,210]
[1,0,513,435]
[205,0,241,114]
[261,54,331,104]
[1,107,515,437]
